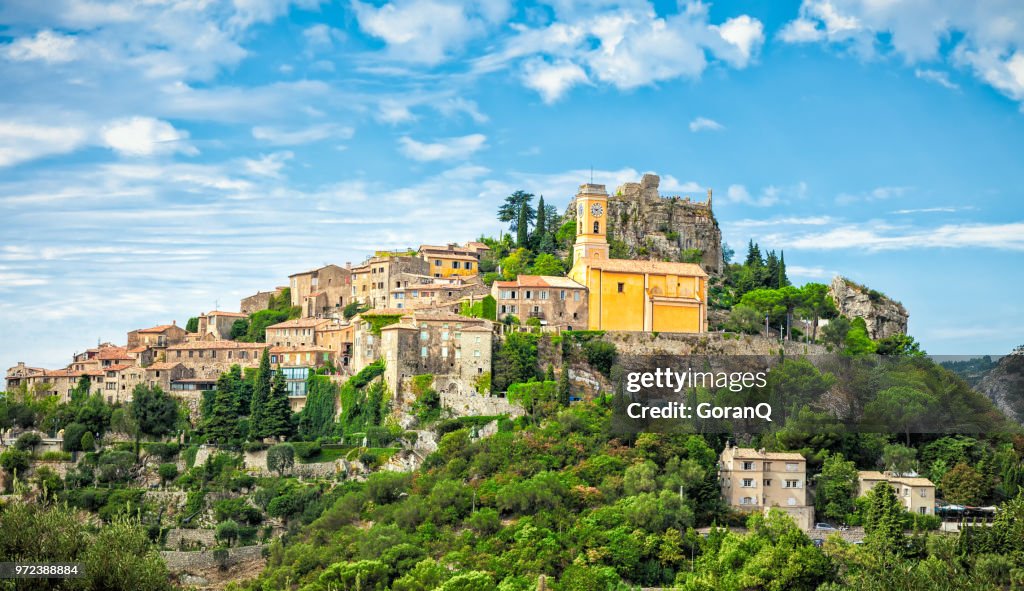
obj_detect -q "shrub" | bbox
[14,432,42,451]
[80,431,95,452]
[158,463,178,485]
[39,451,72,462]
[62,423,90,452]
[215,519,239,546]
[266,443,295,476]
[291,441,321,460]
[0,449,31,476]
[144,442,180,461]
[582,340,617,377]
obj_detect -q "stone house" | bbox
[858,471,935,515]
[351,255,430,309]
[165,341,268,379]
[144,362,193,393]
[98,363,147,404]
[127,323,188,350]
[378,311,494,405]
[492,275,588,329]
[197,311,249,340]
[265,318,331,348]
[719,446,814,530]
[391,275,490,310]
[418,244,481,279]
[314,322,354,370]
[288,264,351,318]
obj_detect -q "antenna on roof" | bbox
[214,299,219,311]
[590,165,593,184]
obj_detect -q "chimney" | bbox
[172,320,176,326]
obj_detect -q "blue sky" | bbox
[1,0,1023,373]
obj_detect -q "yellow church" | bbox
[568,182,708,333]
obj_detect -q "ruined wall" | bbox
[565,173,724,274]
[828,276,909,339]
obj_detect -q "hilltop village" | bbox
[6,175,725,419]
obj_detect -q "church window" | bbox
[617,283,625,293]
[593,221,599,233]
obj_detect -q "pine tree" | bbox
[516,201,530,247]
[765,250,779,289]
[545,364,556,382]
[249,348,272,440]
[263,370,294,440]
[744,240,763,267]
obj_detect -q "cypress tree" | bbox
[778,251,790,288]
[534,195,547,250]
[264,369,294,440]
[516,201,529,247]
[249,348,272,440]
[558,365,571,407]
[205,384,240,444]
[765,250,779,289]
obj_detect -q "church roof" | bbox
[585,258,707,277]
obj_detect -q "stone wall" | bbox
[240,290,280,315]
[828,276,909,339]
[439,390,524,417]
[602,331,828,358]
[165,528,217,550]
[161,544,264,573]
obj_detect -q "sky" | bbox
[1,0,1023,373]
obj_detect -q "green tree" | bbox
[558,364,571,407]
[215,519,239,546]
[941,462,987,505]
[865,387,936,445]
[863,481,906,557]
[266,443,295,476]
[499,247,531,281]
[481,295,497,321]
[129,384,178,457]
[229,318,249,340]
[298,373,336,440]
[816,453,858,523]
[70,375,92,405]
[205,383,240,444]
[876,333,925,357]
[498,190,535,234]
[185,317,199,332]
[249,348,272,440]
[158,462,178,485]
[263,370,295,440]
[844,317,876,355]
[798,283,838,341]
[534,194,547,250]
[881,443,919,476]
[0,448,30,477]
[724,304,762,334]
[492,332,540,392]
[821,316,851,350]
[516,199,530,247]
[529,253,564,276]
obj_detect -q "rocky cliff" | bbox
[565,173,724,274]
[828,276,909,339]
[976,347,1024,425]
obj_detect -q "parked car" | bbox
[814,523,838,531]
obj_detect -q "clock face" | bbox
[590,203,604,218]
[577,203,583,217]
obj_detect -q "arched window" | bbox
[593,221,599,234]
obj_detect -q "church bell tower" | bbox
[573,183,610,262]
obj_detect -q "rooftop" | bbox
[584,258,707,277]
[494,275,586,289]
[725,447,806,461]
[135,324,180,334]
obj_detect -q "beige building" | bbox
[858,471,936,515]
[492,275,588,329]
[314,323,354,369]
[391,275,490,311]
[127,323,187,350]
[166,341,268,379]
[265,318,331,348]
[378,311,494,405]
[351,254,430,309]
[289,264,352,318]
[719,446,813,530]
[197,311,249,340]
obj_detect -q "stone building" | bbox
[314,322,354,370]
[240,287,284,315]
[288,264,351,318]
[719,446,813,530]
[858,471,935,515]
[265,318,331,348]
[97,363,148,404]
[5,364,103,402]
[565,173,724,275]
[492,275,588,329]
[567,182,708,333]
[165,341,268,379]
[127,323,187,350]
[349,309,406,371]
[391,275,490,311]
[196,311,249,340]
[144,362,193,393]
[378,311,494,405]
[351,254,430,309]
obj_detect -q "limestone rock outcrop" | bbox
[976,347,1024,425]
[828,276,909,339]
[565,173,724,274]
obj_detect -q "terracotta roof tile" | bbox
[136,324,179,334]
[584,258,708,277]
[146,362,183,371]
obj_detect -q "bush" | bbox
[80,431,95,452]
[39,451,72,462]
[291,441,321,460]
[158,463,178,485]
[144,442,180,461]
[582,340,617,377]
[215,519,239,546]
[14,432,42,451]
[0,448,31,476]
[266,443,295,476]
[62,423,90,452]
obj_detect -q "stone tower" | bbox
[572,183,610,262]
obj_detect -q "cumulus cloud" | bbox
[4,29,79,63]
[242,151,294,178]
[723,182,808,207]
[398,134,487,161]
[101,117,197,157]
[521,58,590,103]
[779,0,1024,107]
[689,116,723,132]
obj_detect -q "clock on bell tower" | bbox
[573,182,610,262]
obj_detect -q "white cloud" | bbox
[786,265,836,279]
[0,120,91,167]
[377,100,417,124]
[102,117,197,157]
[713,15,765,68]
[351,0,508,65]
[241,151,294,178]
[521,58,590,103]
[398,134,488,161]
[779,1,1024,107]
[763,222,1024,252]
[915,68,960,90]
[836,185,911,204]
[689,116,723,132]
[4,29,79,63]
[251,123,354,146]
[723,181,807,207]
